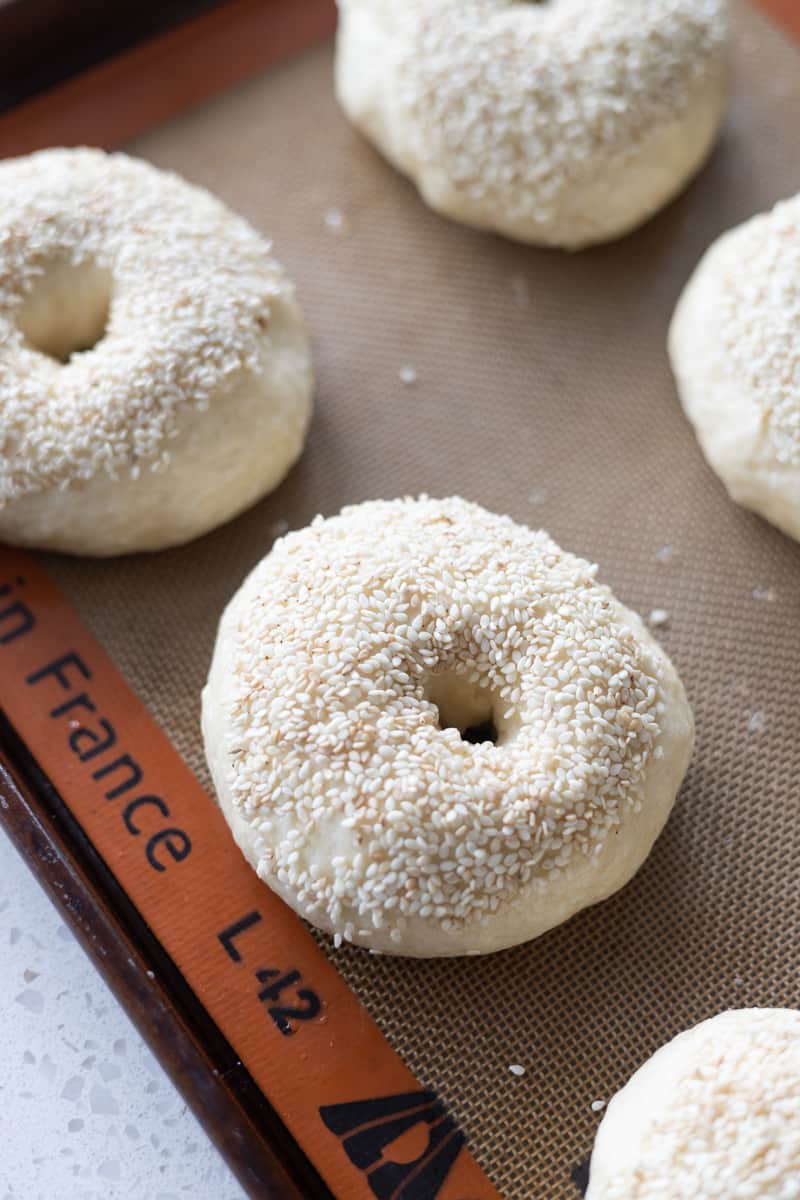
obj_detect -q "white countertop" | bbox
[0,833,247,1200]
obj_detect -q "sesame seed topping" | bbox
[339,0,727,245]
[594,1010,800,1199]
[0,148,292,506]
[717,195,800,467]
[213,497,671,945]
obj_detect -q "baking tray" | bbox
[1,2,799,1197]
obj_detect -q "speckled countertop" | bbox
[0,834,246,1200]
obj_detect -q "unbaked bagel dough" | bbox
[670,193,800,541]
[0,148,313,555]
[587,1008,800,1199]
[202,497,694,957]
[335,0,729,249]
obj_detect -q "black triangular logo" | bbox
[320,1089,466,1200]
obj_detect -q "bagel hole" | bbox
[18,260,112,363]
[425,673,499,746]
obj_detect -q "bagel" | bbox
[670,193,800,541]
[335,0,729,249]
[586,1008,800,1199]
[202,497,694,957]
[0,148,312,556]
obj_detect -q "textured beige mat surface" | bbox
[45,4,800,1194]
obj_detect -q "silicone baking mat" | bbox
[4,1,800,1196]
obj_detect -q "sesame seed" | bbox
[323,207,349,235]
[398,365,418,386]
[747,711,764,736]
[508,1064,526,1077]
[648,609,670,629]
